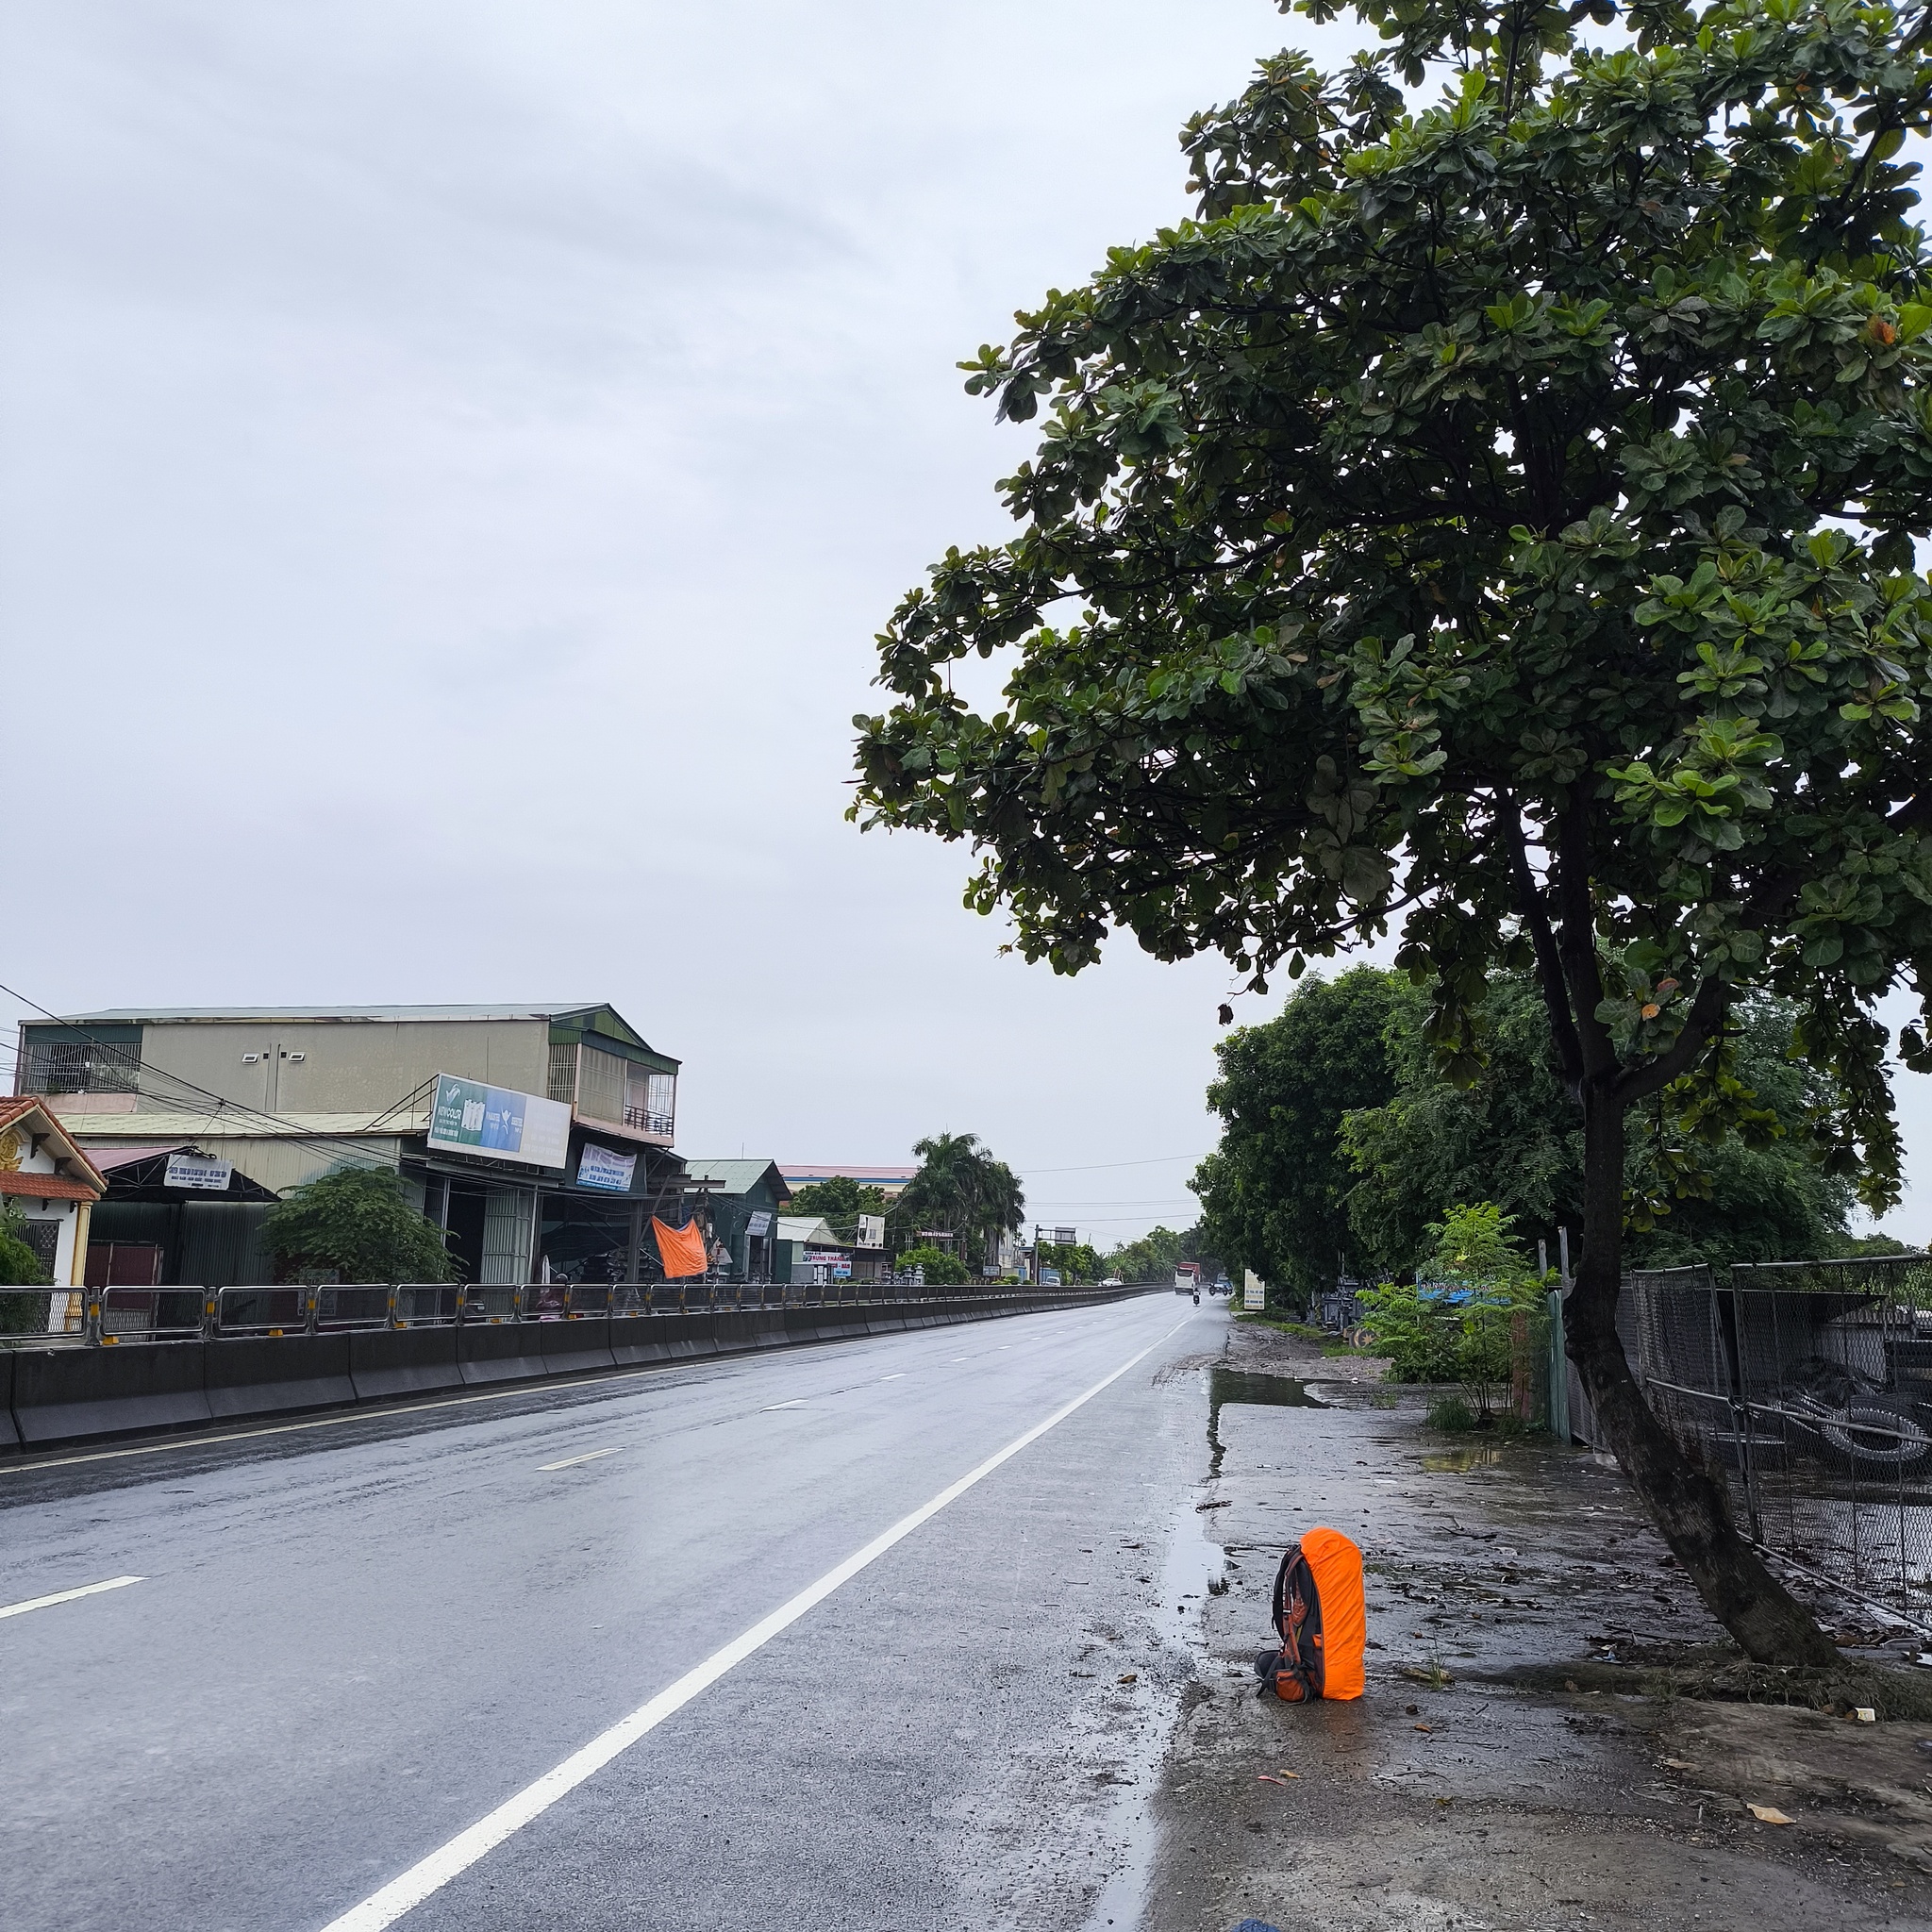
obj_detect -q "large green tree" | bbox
[853,0,1932,1661]
[1190,965,1399,1300]
[1343,974,1857,1272]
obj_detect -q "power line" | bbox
[0,983,432,1174]
[1014,1153,1204,1174]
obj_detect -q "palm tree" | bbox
[893,1133,1025,1275]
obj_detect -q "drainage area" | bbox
[1208,1366,1324,1474]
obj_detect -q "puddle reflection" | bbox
[1421,1441,1502,1472]
[1208,1366,1325,1474]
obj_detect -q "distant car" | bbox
[1099,1275,1122,1288]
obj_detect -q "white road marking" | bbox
[319,1313,1191,1932]
[879,1374,905,1382]
[537,1448,620,1472]
[0,1574,144,1621]
[949,1357,970,1363]
[760,1398,805,1411]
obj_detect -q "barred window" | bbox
[20,1038,142,1095]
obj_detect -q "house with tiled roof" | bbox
[0,1096,107,1296]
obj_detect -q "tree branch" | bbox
[1506,802,1586,1094]
[1613,973,1730,1107]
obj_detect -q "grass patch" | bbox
[1427,1394,1477,1431]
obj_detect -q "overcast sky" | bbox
[3,0,1928,1247]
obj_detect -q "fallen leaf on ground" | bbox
[1275,1770,1300,1778]
[1748,1804,1794,1825]
[1413,1723,1433,1733]
[1117,1673,1138,1684]
[1256,1774,1289,1786]
[1195,1499,1232,1510]
[1397,1664,1452,1686]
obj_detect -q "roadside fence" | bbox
[0,1274,1022,1350]
[1624,1255,1932,1633]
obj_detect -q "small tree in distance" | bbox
[853,0,1932,1662]
[264,1167,458,1285]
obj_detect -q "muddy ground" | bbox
[1138,1317,1932,1932]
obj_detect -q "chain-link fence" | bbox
[1626,1256,1932,1633]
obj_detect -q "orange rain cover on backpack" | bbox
[1264,1524,1366,1703]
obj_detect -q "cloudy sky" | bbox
[3,0,1927,1245]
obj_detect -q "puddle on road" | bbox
[1207,1366,1324,1475]
[1422,1441,1502,1473]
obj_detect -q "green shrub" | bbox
[263,1166,458,1284]
[893,1242,969,1285]
[1427,1394,1476,1432]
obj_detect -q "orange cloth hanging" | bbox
[652,1217,709,1278]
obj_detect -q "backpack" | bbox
[1255,1525,1366,1703]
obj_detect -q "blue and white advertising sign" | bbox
[576,1142,638,1192]
[426,1074,571,1169]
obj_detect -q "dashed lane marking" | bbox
[0,1574,144,1620]
[537,1448,621,1472]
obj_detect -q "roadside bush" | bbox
[0,1206,49,1334]
[1355,1205,1550,1425]
[1427,1395,1476,1432]
[893,1242,969,1285]
[263,1166,458,1284]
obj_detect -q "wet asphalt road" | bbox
[0,1293,1216,1932]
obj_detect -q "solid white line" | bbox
[0,1574,144,1620]
[759,1398,805,1411]
[879,1374,905,1382]
[318,1312,1190,1932]
[536,1448,619,1472]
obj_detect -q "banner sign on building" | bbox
[576,1142,637,1192]
[426,1074,570,1170]
[806,1246,851,1279]
[856,1213,886,1250]
[746,1210,773,1238]
[164,1152,233,1191]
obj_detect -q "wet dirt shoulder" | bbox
[1140,1319,1932,1931]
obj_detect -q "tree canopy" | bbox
[849,0,1932,1662]
[789,1176,888,1240]
[1341,973,1858,1273]
[1190,964,1400,1296]
[263,1167,458,1285]
[890,1132,1024,1270]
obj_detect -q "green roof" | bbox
[682,1159,791,1201]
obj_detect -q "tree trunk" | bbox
[1566,1080,1839,1667]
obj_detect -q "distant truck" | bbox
[1174,1262,1202,1294]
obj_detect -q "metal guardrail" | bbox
[0,1274,1108,1349]
[1628,1257,1932,1634]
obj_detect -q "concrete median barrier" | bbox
[11,1341,213,1445]
[205,1333,357,1421]
[538,1316,616,1377]
[349,1326,461,1402]
[0,1285,1166,1453]
[458,1323,549,1386]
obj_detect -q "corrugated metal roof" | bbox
[775,1215,846,1247]
[780,1163,919,1185]
[46,1005,608,1024]
[682,1159,791,1198]
[60,1111,421,1139]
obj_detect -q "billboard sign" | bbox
[426,1074,570,1170]
[164,1152,232,1191]
[1053,1226,1077,1245]
[576,1142,638,1192]
[1243,1270,1266,1311]
[856,1213,886,1250]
